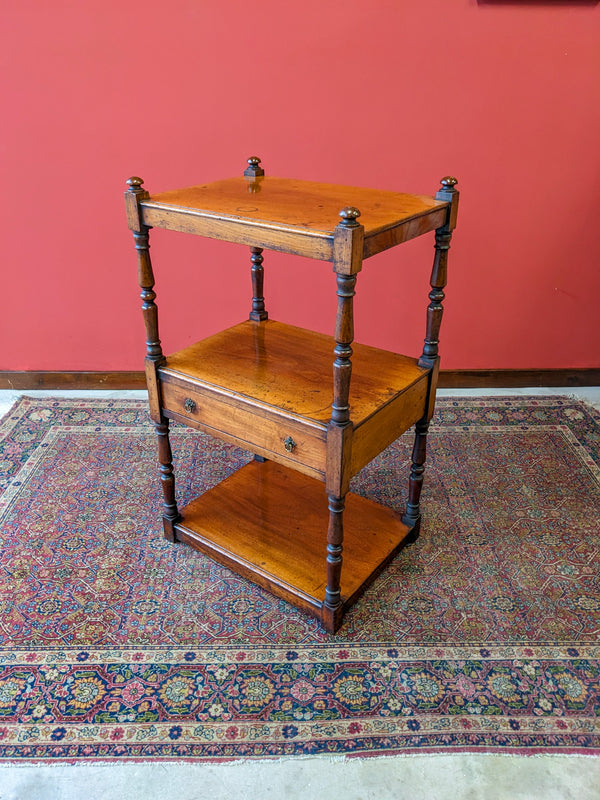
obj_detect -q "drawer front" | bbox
[160,379,327,474]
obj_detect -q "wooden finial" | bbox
[436,176,459,228]
[440,176,458,190]
[436,176,458,201]
[244,157,265,177]
[126,176,145,193]
[338,207,361,228]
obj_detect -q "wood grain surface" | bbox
[140,177,448,259]
[174,459,412,625]
[160,319,428,426]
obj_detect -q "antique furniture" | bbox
[124,158,459,633]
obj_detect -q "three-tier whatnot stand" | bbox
[124,158,459,633]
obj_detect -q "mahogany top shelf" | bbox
[138,176,449,261]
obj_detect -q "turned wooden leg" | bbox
[322,493,345,633]
[154,419,180,542]
[126,177,182,544]
[402,418,429,542]
[321,207,363,633]
[403,178,458,544]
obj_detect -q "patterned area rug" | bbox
[0,395,599,761]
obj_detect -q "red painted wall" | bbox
[3,0,599,371]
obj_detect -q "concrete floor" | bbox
[1,387,599,800]
[2,754,600,800]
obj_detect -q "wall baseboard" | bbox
[1,369,598,391]
[0,372,147,390]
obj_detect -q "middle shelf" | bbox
[158,319,430,481]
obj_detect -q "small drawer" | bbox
[160,379,327,474]
[160,384,201,420]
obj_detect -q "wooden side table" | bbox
[124,158,459,633]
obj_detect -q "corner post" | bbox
[323,206,364,633]
[125,178,163,365]
[125,176,180,541]
[419,176,459,373]
[403,176,459,538]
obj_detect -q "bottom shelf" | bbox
[174,460,413,631]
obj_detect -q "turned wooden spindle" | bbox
[126,176,180,539]
[324,494,345,611]
[331,273,357,425]
[330,208,360,426]
[404,177,458,537]
[419,177,458,368]
[132,230,165,363]
[243,158,269,321]
[127,178,164,365]
[244,159,269,459]
[402,418,429,537]
[249,247,268,321]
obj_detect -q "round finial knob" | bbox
[339,207,361,227]
[244,156,265,178]
[440,176,458,189]
[126,176,144,191]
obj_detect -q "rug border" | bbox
[1,394,598,763]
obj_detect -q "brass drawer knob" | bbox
[184,398,197,413]
[284,436,296,452]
